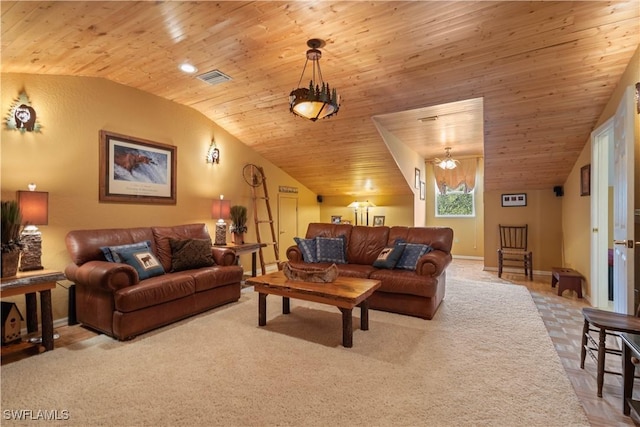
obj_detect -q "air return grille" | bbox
[197,70,232,86]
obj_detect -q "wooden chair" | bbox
[497,224,533,280]
[580,307,640,397]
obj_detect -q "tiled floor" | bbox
[449,259,634,426]
[3,259,636,425]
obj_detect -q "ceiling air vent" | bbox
[197,69,232,86]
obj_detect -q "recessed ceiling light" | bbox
[179,63,198,74]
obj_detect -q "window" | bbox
[435,183,475,217]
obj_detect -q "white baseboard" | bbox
[452,255,484,261]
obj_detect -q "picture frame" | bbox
[420,181,426,200]
[580,164,591,196]
[331,215,342,224]
[415,168,421,189]
[373,215,385,227]
[99,130,177,204]
[501,193,527,207]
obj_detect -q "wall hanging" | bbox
[99,130,177,204]
[5,91,42,133]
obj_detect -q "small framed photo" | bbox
[415,168,420,189]
[373,215,385,226]
[501,193,527,207]
[580,164,591,196]
[420,181,426,200]
[331,215,342,224]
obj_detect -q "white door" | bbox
[613,86,635,314]
[591,119,613,308]
[278,194,298,257]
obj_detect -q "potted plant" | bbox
[229,205,248,244]
[1,200,23,277]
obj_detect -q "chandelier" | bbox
[289,39,340,121]
[435,147,459,170]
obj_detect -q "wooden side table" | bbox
[216,242,267,277]
[551,267,584,298]
[1,270,64,354]
[621,332,640,418]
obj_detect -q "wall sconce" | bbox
[6,91,42,133]
[206,140,220,164]
[17,183,48,271]
[211,195,231,245]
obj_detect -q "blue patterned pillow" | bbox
[395,243,433,270]
[101,240,152,263]
[294,237,318,263]
[373,244,405,269]
[115,247,165,280]
[316,236,346,264]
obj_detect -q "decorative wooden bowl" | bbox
[282,262,338,283]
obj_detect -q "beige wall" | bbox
[483,189,563,272]
[1,73,318,322]
[426,158,485,258]
[319,194,414,228]
[372,121,422,225]
[562,45,640,299]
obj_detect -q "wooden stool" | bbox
[551,267,584,298]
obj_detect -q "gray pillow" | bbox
[395,243,433,270]
[294,237,318,263]
[316,236,347,264]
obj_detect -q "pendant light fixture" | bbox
[435,147,459,170]
[289,39,340,121]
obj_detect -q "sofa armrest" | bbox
[286,245,303,262]
[415,250,452,277]
[65,260,139,292]
[211,247,237,266]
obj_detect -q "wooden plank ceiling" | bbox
[2,1,638,196]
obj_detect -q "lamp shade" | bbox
[211,199,231,220]
[17,191,48,225]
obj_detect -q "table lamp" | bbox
[17,183,48,271]
[211,195,231,245]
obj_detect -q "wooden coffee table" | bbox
[246,271,381,348]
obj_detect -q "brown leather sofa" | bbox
[286,223,453,319]
[65,223,243,340]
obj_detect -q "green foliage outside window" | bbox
[435,184,475,217]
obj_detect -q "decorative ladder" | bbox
[244,164,280,275]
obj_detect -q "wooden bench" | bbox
[551,267,584,298]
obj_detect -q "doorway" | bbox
[590,119,613,309]
[278,194,298,256]
[590,85,636,313]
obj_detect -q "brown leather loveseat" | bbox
[65,223,243,340]
[286,223,453,319]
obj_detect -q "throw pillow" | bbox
[316,236,347,264]
[101,240,152,263]
[169,238,215,272]
[373,244,405,269]
[395,243,433,270]
[294,237,318,263]
[115,247,165,280]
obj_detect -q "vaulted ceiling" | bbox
[2,1,638,196]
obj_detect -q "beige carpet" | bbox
[0,277,588,426]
